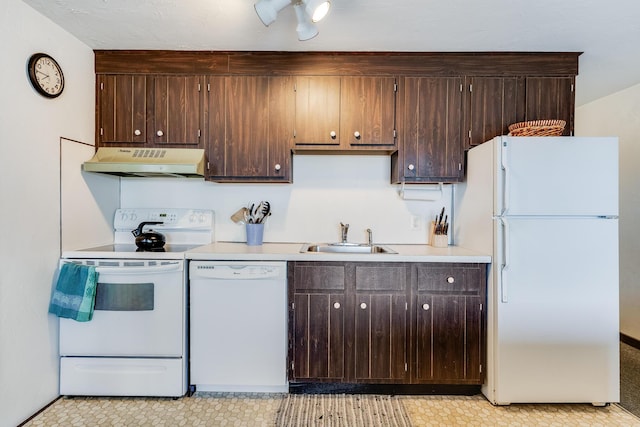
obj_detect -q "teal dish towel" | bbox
[49,263,98,322]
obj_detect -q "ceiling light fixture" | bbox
[254,0,331,41]
[304,0,330,22]
[293,3,319,41]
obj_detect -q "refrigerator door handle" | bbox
[500,139,510,216]
[500,217,510,303]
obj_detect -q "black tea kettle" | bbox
[132,221,166,250]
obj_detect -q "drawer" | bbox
[416,265,482,294]
[355,264,406,292]
[290,263,346,291]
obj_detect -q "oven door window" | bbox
[94,282,154,311]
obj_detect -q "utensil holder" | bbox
[432,234,449,248]
[246,223,264,246]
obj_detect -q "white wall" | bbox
[121,155,452,245]
[0,2,94,426]
[575,83,640,341]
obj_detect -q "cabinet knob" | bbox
[447,276,455,284]
[422,303,430,311]
[274,163,281,171]
[354,131,361,139]
[134,129,141,136]
[360,302,367,310]
[330,131,337,139]
[333,302,340,309]
[408,164,415,171]
[156,130,164,137]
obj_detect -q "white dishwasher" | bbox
[189,261,288,392]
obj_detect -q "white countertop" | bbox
[187,242,491,263]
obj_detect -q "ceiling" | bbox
[23,0,640,106]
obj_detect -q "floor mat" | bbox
[276,394,412,427]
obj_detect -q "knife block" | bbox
[429,221,449,247]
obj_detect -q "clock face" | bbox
[28,53,64,98]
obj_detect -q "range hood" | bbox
[82,147,205,178]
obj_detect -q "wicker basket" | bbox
[508,119,566,137]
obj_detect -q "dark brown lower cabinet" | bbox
[289,263,346,382]
[354,264,408,382]
[413,263,486,385]
[288,261,486,387]
[292,292,345,380]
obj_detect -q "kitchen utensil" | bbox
[131,221,165,249]
[230,207,248,224]
[256,201,271,224]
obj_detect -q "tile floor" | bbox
[24,392,640,426]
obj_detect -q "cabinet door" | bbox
[294,76,341,146]
[151,75,203,146]
[225,76,270,178]
[97,74,147,145]
[340,77,397,148]
[525,77,574,135]
[292,292,345,381]
[267,76,295,181]
[289,262,346,382]
[204,77,226,178]
[353,264,408,382]
[466,77,526,148]
[354,294,407,382]
[401,77,464,182]
[223,76,293,181]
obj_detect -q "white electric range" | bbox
[59,208,214,397]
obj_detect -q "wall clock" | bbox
[27,53,65,98]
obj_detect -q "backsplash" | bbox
[121,155,452,245]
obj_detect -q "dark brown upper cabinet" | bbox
[294,76,341,147]
[94,51,580,183]
[341,77,397,149]
[293,76,397,152]
[524,77,575,135]
[394,77,465,183]
[97,74,204,148]
[206,76,294,183]
[97,74,147,146]
[149,75,204,146]
[465,77,526,148]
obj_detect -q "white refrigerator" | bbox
[455,136,619,405]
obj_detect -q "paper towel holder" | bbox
[398,182,444,201]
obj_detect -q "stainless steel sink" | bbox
[300,243,397,254]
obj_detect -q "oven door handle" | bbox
[77,262,182,275]
[96,263,182,275]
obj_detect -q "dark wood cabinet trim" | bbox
[95,51,580,77]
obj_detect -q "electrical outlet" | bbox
[410,215,422,229]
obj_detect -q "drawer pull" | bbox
[360,302,367,310]
[447,276,455,284]
[422,303,430,311]
[333,302,340,309]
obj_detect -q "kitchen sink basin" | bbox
[300,243,397,254]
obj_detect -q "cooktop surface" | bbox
[62,243,206,260]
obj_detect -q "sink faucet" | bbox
[340,222,349,243]
[366,228,373,246]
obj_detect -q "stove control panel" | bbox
[114,208,214,231]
